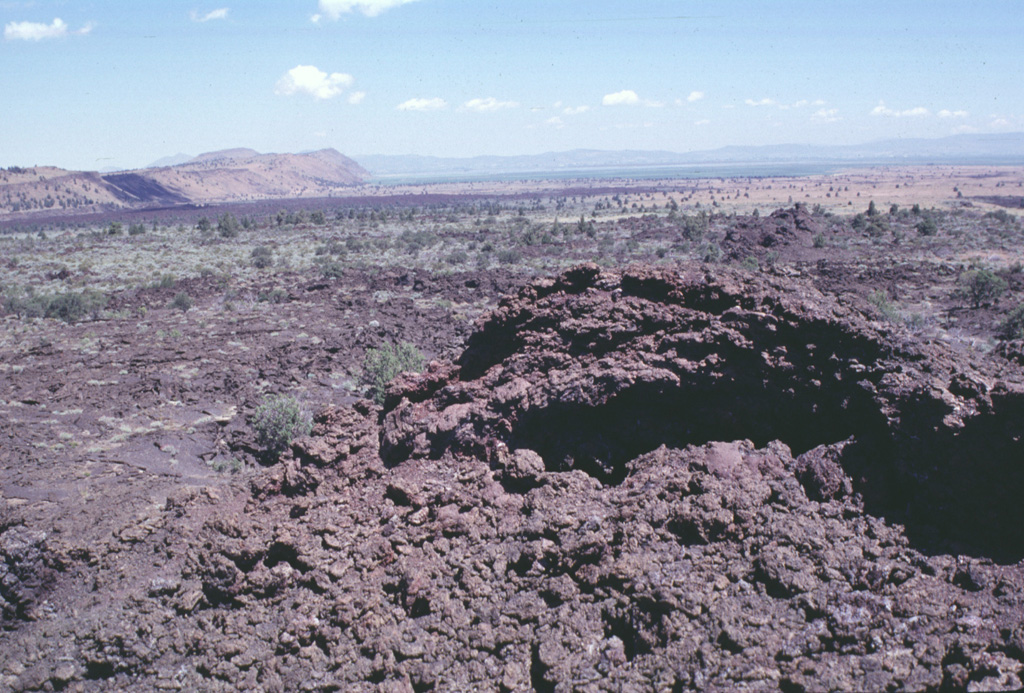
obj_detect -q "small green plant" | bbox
[251,394,313,460]
[700,242,722,264]
[319,261,345,279]
[257,288,288,304]
[496,248,522,265]
[171,292,193,311]
[361,342,426,405]
[740,256,760,272]
[154,274,176,290]
[3,289,107,323]
[1000,304,1024,339]
[217,212,241,238]
[916,217,938,236]
[812,233,826,248]
[867,289,901,322]
[207,457,244,473]
[251,245,274,269]
[959,268,1007,308]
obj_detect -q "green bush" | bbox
[916,217,938,236]
[257,288,288,304]
[867,289,901,322]
[740,256,760,272]
[960,268,1007,308]
[251,394,312,460]
[251,245,274,269]
[1000,305,1024,339]
[171,292,193,311]
[496,248,522,265]
[154,274,176,290]
[218,212,241,238]
[4,289,107,323]
[361,342,426,405]
[319,261,345,279]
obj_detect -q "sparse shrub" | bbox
[207,457,244,473]
[496,248,523,265]
[251,394,312,461]
[257,288,288,304]
[5,289,107,323]
[316,240,346,256]
[867,289,901,322]
[1000,305,1024,339]
[128,222,145,236]
[196,216,212,233]
[218,212,241,238]
[319,261,345,279]
[700,242,722,264]
[740,256,760,272]
[171,292,193,311]
[310,210,326,225]
[155,274,176,290]
[916,217,938,236]
[812,233,826,248]
[960,268,1007,308]
[985,209,1015,224]
[251,245,274,269]
[106,221,123,236]
[361,342,426,405]
[681,213,708,241]
[444,250,469,265]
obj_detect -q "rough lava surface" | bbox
[4,264,1024,692]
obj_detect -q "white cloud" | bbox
[603,90,640,106]
[397,97,447,111]
[463,97,518,113]
[563,105,589,115]
[4,17,93,40]
[991,117,1011,128]
[687,91,705,103]
[275,65,354,100]
[870,101,929,117]
[347,91,366,104]
[811,108,841,123]
[694,119,711,126]
[938,109,968,118]
[546,116,564,129]
[318,0,418,19]
[191,8,229,22]
[745,98,776,107]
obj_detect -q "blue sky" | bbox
[2,0,1022,170]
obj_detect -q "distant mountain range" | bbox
[357,133,1024,178]
[3,134,1023,222]
[0,149,368,220]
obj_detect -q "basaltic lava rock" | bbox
[14,264,1024,692]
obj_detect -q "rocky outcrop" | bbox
[5,264,1024,691]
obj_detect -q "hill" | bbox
[0,149,369,221]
